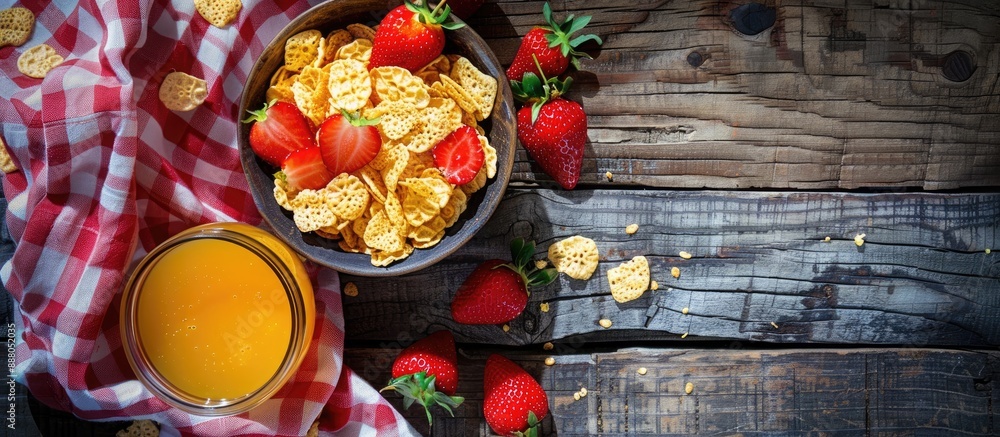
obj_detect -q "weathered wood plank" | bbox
[466,1,1000,189]
[343,346,1000,436]
[340,189,1000,347]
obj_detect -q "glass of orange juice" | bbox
[120,222,315,416]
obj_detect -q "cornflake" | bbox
[267,24,499,267]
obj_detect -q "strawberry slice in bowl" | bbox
[279,146,335,191]
[242,100,316,167]
[433,125,484,185]
[316,110,382,176]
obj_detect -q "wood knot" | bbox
[687,51,705,67]
[942,50,975,82]
[729,3,776,36]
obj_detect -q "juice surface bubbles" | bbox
[137,238,292,400]
[121,222,314,416]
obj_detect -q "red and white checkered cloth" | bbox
[0,1,417,435]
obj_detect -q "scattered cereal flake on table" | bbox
[605,171,613,181]
[854,233,866,246]
[650,280,658,291]
[598,318,613,328]
[637,367,648,375]
[535,259,548,269]
[548,235,600,280]
[607,255,650,303]
[823,236,831,242]
[544,357,555,366]
[679,251,692,259]
[625,223,639,235]
[579,387,588,397]
[685,382,694,394]
[681,307,689,315]
[342,282,359,297]
[671,266,681,279]
[573,392,581,401]
[159,71,208,111]
[17,43,63,79]
[194,0,242,28]
[0,7,34,48]
[681,332,688,339]
[543,342,554,351]
[502,324,510,332]
[0,135,17,173]
[540,302,550,312]
[986,248,992,254]
[771,321,780,329]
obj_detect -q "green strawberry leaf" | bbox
[510,238,535,269]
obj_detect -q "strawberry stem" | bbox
[499,238,558,290]
[241,99,277,124]
[382,371,465,427]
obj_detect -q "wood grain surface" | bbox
[344,347,1000,436]
[466,0,1000,190]
[341,189,1000,347]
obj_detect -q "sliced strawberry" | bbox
[279,146,334,191]
[432,125,485,185]
[316,111,382,175]
[242,100,315,167]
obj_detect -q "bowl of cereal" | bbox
[238,0,515,277]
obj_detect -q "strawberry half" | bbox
[368,0,464,73]
[451,239,557,325]
[316,110,382,175]
[242,100,316,167]
[483,354,549,437]
[506,2,603,81]
[382,330,465,426]
[432,125,485,185]
[279,146,334,191]
[513,71,588,190]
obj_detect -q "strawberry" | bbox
[315,110,382,175]
[382,330,465,426]
[451,239,557,325]
[513,72,588,190]
[505,2,603,82]
[483,354,549,437]
[242,100,316,167]
[368,0,464,73]
[278,146,334,191]
[432,125,485,185]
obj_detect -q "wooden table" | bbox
[341,1,1000,435]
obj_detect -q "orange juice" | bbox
[121,223,314,415]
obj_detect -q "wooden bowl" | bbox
[238,0,515,277]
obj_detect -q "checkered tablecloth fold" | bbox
[0,1,415,435]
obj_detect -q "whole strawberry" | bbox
[506,2,603,81]
[451,239,557,325]
[369,0,464,73]
[382,330,464,426]
[483,354,549,436]
[513,72,588,190]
